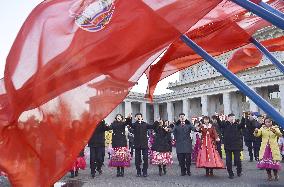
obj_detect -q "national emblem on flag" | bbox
[69,0,115,32]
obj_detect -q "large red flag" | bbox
[189,0,246,30]
[228,36,284,73]
[0,0,222,186]
[145,0,284,99]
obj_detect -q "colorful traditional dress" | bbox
[151,151,173,165]
[151,123,173,165]
[255,126,282,170]
[192,132,201,163]
[109,120,131,167]
[109,147,131,167]
[196,124,225,169]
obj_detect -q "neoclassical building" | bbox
[104,26,284,124]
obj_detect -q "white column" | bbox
[167,102,174,122]
[249,88,259,113]
[279,84,284,114]
[154,103,160,121]
[182,98,190,118]
[223,92,232,116]
[259,87,269,114]
[124,101,132,117]
[140,102,147,122]
[201,95,209,116]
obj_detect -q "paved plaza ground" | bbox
[57,148,284,187]
[1,148,284,187]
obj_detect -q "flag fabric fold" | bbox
[228,36,284,73]
[145,0,284,100]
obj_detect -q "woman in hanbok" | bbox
[108,114,132,177]
[254,117,282,181]
[192,120,202,163]
[151,120,173,176]
[196,116,225,176]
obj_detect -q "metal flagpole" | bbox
[258,1,284,18]
[180,34,284,127]
[250,37,284,74]
[231,0,284,30]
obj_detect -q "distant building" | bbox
[105,26,284,124]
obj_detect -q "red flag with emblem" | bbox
[0,0,223,186]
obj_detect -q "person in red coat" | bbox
[69,149,86,178]
[196,116,225,176]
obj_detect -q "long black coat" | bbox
[254,121,262,147]
[88,120,109,148]
[220,120,245,151]
[173,120,196,154]
[152,122,172,152]
[244,117,257,142]
[110,119,129,148]
[127,120,153,149]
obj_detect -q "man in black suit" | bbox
[88,120,110,178]
[220,113,245,179]
[127,113,153,177]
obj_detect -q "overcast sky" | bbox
[0,0,178,95]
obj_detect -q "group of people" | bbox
[69,112,284,182]
[241,112,284,180]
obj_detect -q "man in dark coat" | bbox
[88,120,110,178]
[212,115,223,158]
[173,113,196,176]
[220,113,245,179]
[243,113,258,161]
[254,115,263,161]
[127,113,153,177]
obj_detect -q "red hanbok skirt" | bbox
[196,135,225,169]
[192,134,201,163]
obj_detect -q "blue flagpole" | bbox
[259,1,284,18]
[180,34,284,127]
[250,37,284,74]
[231,0,284,30]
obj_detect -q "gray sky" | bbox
[0,0,178,95]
